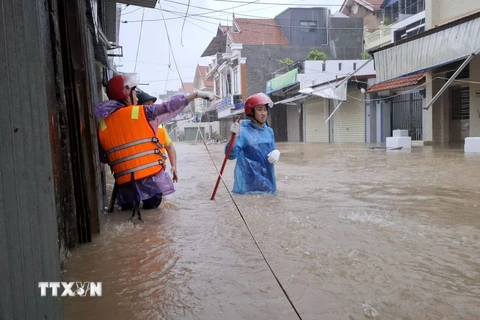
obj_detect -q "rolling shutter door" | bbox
[333,90,365,143]
[305,99,329,142]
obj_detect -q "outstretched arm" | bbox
[144,92,215,124]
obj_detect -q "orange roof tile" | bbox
[340,0,383,13]
[229,18,288,45]
[366,72,425,93]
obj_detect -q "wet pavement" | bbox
[62,142,480,320]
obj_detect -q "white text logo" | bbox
[38,282,102,297]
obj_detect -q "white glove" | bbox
[230,122,240,134]
[267,149,280,164]
[196,91,217,101]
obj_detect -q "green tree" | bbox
[279,57,294,67]
[360,52,371,59]
[307,50,328,62]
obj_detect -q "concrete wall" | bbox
[366,101,377,143]
[470,56,480,137]
[329,17,364,60]
[286,105,301,142]
[243,44,363,97]
[426,0,480,28]
[275,8,330,46]
[342,4,380,32]
[426,57,480,143]
[0,0,63,318]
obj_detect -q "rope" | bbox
[157,3,302,319]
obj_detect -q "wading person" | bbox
[96,74,215,216]
[225,92,280,195]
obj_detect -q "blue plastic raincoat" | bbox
[225,119,277,195]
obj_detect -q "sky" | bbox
[115,0,345,97]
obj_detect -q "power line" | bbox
[180,0,191,46]
[213,0,354,6]
[157,2,303,318]
[133,8,146,73]
[123,10,419,33]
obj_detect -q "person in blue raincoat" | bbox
[225,93,280,194]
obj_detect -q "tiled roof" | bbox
[201,34,227,57]
[229,18,288,45]
[340,0,383,13]
[366,72,425,93]
[197,65,213,88]
[201,25,232,57]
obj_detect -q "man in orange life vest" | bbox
[95,74,215,213]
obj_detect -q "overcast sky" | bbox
[115,0,345,97]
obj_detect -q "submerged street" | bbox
[62,142,480,320]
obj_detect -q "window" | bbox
[215,76,220,96]
[300,20,317,32]
[233,67,239,94]
[353,63,357,70]
[322,63,326,72]
[451,86,470,120]
[338,63,342,71]
[225,73,232,95]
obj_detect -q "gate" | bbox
[392,92,423,140]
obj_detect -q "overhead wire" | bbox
[157,2,303,319]
[180,0,191,46]
[133,8,146,73]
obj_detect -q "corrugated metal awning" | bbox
[274,94,307,105]
[108,0,157,8]
[299,81,347,101]
[372,13,480,82]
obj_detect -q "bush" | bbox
[360,52,371,59]
[307,50,328,62]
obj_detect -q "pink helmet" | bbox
[244,93,273,115]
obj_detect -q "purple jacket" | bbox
[95,96,190,203]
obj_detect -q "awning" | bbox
[274,94,307,105]
[366,71,425,93]
[299,81,347,101]
[372,12,480,82]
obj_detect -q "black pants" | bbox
[120,193,163,210]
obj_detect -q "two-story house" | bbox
[201,7,364,141]
[369,0,480,151]
[341,0,427,143]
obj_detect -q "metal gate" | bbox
[392,92,423,140]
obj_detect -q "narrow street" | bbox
[63,142,480,320]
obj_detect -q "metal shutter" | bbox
[305,99,329,142]
[333,90,365,143]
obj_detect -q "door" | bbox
[333,90,365,143]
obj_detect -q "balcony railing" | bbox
[364,22,392,51]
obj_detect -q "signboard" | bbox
[266,68,298,94]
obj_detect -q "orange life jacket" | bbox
[98,105,166,185]
[156,125,168,156]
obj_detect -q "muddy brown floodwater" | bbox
[62,142,480,320]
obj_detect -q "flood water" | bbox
[62,142,480,320]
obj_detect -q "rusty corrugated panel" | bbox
[0,0,63,318]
